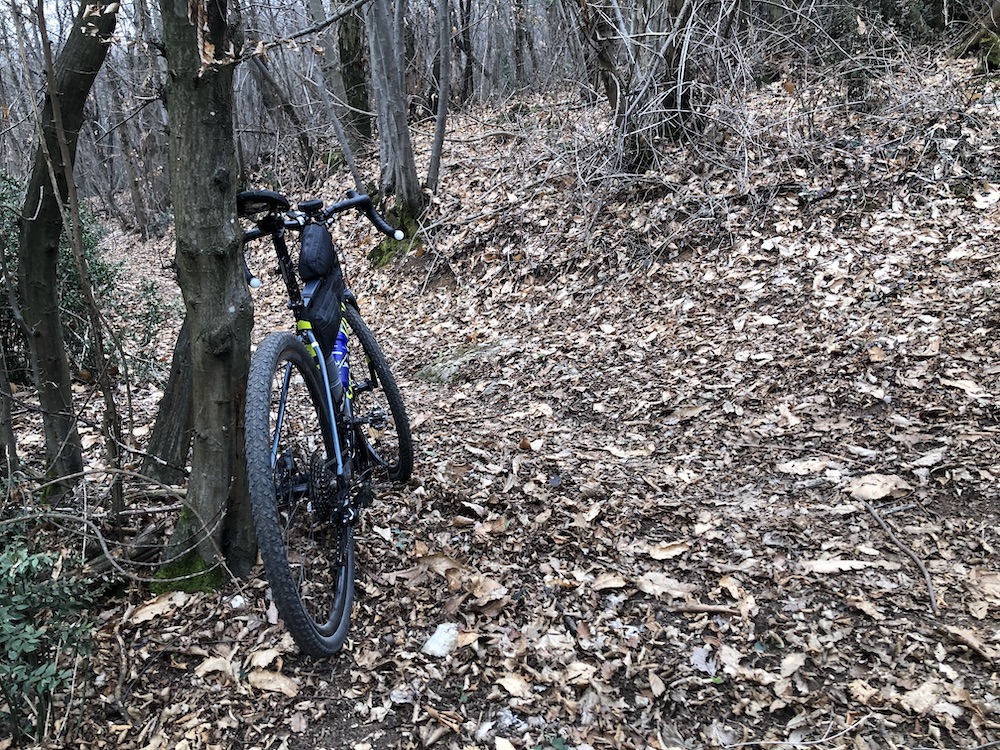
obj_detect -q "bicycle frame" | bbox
[247,221,354,504]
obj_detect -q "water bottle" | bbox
[327,327,349,403]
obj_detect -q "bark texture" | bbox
[141,317,193,485]
[159,0,255,576]
[367,0,424,216]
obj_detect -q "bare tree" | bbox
[367,0,425,216]
[16,0,118,484]
[158,0,255,576]
[0,205,21,479]
[426,0,450,193]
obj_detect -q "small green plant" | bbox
[532,738,569,750]
[980,31,1000,72]
[0,526,97,746]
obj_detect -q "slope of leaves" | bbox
[14,58,1000,750]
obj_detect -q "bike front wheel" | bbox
[343,304,414,483]
[245,332,354,657]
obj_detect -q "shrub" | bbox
[1,172,174,387]
[0,170,122,384]
[0,524,97,746]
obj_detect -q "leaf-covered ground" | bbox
[31,58,1000,749]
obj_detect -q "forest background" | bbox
[0,0,999,747]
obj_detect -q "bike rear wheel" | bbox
[343,304,414,483]
[245,332,354,656]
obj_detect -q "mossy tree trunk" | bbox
[158,0,256,577]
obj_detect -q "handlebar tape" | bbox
[343,191,405,240]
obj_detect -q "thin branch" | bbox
[862,499,940,617]
[722,712,875,748]
[239,0,375,60]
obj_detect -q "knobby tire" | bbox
[342,304,414,483]
[245,332,355,657]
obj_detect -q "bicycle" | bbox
[237,188,414,656]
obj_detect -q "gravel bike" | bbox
[238,188,413,656]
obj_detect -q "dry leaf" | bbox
[849,679,879,705]
[496,673,532,698]
[939,377,987,397]
[968,569,1000,602]
[467,574,507,603]
[636,572,698,598]
[248,648,281,669]
[248,669,299,697]
[779,653,807,677]
[128,592,190,624]
[592,572,627,590]
[649,671,666,697]
[943,624,998,660]
[800,559,871,574]
[776,458,830,475]
[843,473,912,500]
[194,656,232,678]
[898,680,941,715]
[564,661,598,685]
[643,540,691,559]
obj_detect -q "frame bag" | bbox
[299,222,346,355]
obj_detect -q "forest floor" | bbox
[17,57,1000,750]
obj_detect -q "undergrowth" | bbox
[0,521,97,746]
[0,171,170,385]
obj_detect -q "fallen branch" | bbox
[862,500,939,617]
[666,603,740,616]
[84,521,164,576]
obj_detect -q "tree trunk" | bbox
[305,0,346,125]
[457,0,476,103]
[426,0,450,193]
[367,0,424,217]
[36,0,126,514]
[17,0,118,485]
[158,0,256,577]
[108,69,151,238]
[513,0,529,85]
[572,0,622,117]
[339,8,373,144]
[141,317,193,485]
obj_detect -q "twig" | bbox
[862,500,940,616]
[238,0,374,59]
[722,712,875,748]
[665,603,739,615]
[111,625,133,723]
